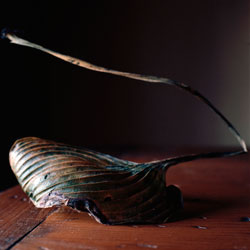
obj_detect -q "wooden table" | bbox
[1,152,249,250]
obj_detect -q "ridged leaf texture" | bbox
[9,137,183,225]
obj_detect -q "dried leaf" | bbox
[10,137,183,224]
[3,29,247,225]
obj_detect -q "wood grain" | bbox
[2,152,248,250]
[0,186,56,250]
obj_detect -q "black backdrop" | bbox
[1,1,249,190]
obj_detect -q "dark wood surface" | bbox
[0,186,56,249]
[1,152,249,250]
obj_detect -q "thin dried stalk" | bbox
[2,31,247,157]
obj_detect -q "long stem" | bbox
[2,31,247,162]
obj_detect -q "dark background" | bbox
[1,1,249,191]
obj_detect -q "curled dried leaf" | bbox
[10,137,183,224]
[4,30,247,224]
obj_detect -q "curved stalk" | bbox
[2,30,247,166]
